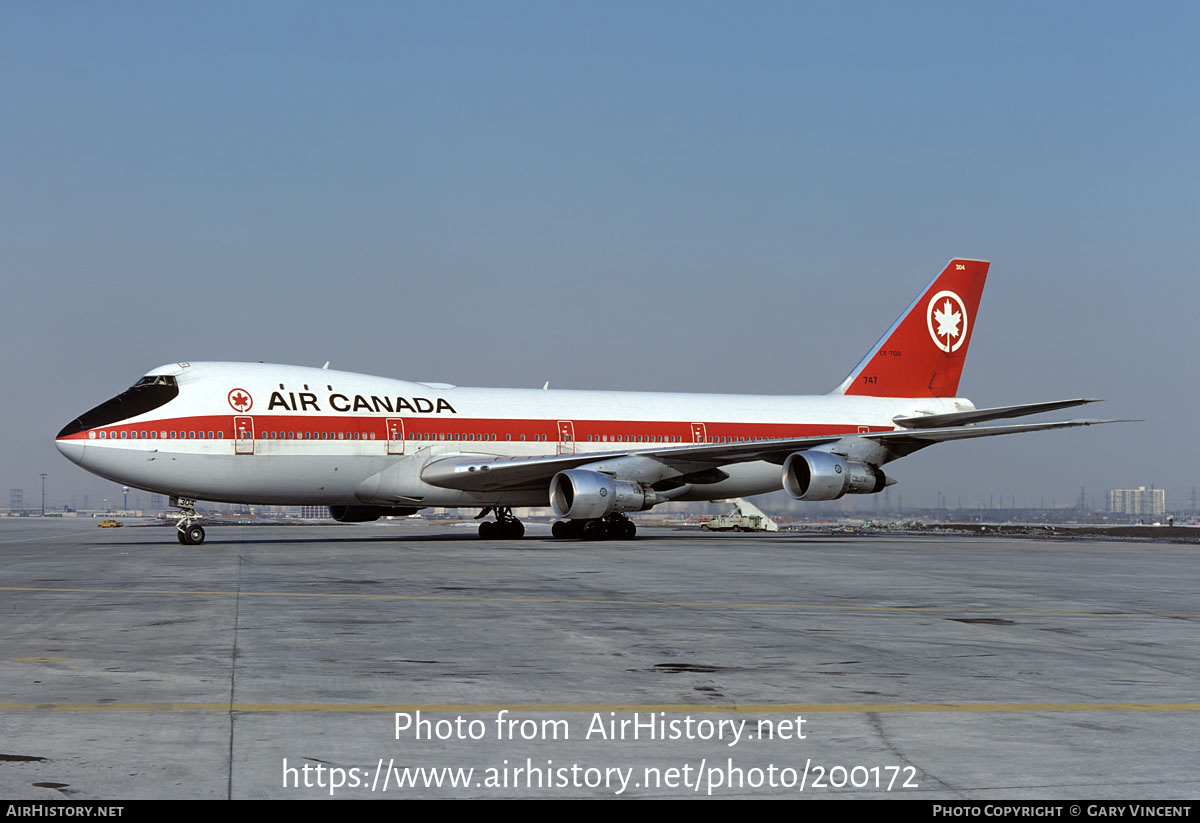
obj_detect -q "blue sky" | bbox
[3,2,1197,510]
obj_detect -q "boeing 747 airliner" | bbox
[55,259,1113,544]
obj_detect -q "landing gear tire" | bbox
[552,520,585,539]
[179,524,206,546]
[477,507,525,540]
[582,520,609,540]
[553,516,635,540]
[607,512,636,540]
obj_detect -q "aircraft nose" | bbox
[55,436,86,466]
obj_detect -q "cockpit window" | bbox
[133,375,178,388]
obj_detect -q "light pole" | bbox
[40,473,46,517]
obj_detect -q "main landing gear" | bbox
[552,512,636,541]
[474,508,637,541]
[476,506,525,540]
[171,496,206,546]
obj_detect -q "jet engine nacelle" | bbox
[549,469,657,520]
[782,451,888,501]
[329,505,420,522]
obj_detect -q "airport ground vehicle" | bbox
[701,499,779,532]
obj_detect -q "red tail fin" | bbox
[832,258,989,398]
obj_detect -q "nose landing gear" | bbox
[170,496,206,545]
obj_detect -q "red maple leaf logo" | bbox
[227,389,253,412]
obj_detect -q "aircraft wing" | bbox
[892,398,1100,428]
[420,417,1122,493]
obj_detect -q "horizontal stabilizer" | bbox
[893,398,1100,429]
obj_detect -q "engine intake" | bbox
[782,451,887,501]
[549,469,657,520]
[329,505,421,522]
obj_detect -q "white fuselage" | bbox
[56,362,970,508]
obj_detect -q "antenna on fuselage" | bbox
[322,362,330,370]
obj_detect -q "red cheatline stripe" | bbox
[59,415,884,443]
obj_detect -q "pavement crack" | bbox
[866,711,959,796]
[227,553,244,801]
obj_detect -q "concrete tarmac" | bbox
[1,518,1197,799]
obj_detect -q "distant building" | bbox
[1109,487,1165,516]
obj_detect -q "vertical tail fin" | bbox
[831,258,989,398]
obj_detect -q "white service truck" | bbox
[700,498,779,532]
